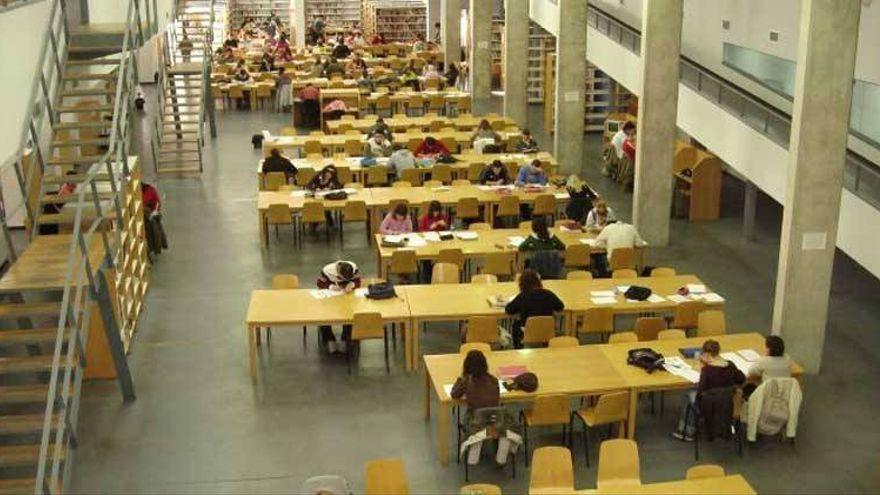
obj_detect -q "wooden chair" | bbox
[686,464,726,480]
[459,484,501,495]
[438,248,464,269]
[299,201,329,245]
[344,140,363,156]
[571,391,630,466]
[309,130,325,136]
[658,329,687,340]
[548,336,579,348]
[296,168,316,187]
[266,203,293,240]
[523,315,555,347]
[399,167,422,186]
[455,197,481,225]
[495,196,521,227]
[452,179,471,186]
[471,274,498,284]
[406,94,424,116]
[465,316,498,344]
[532,194,556,219]
[518,220,532,229]
[566,270,593,280]
[696,310,726,337]
[609,247,636,271]
[349,312,390,374]
[389,250,418,283]
[407,137,422,153]
[335,166,353,185]
[612,269,638,279]
[469,222,491,231]
[255,85,273,109]
[431,262,460,284]
[264,171,287,191]
[374,94,392,117]
[651,267,677,277]
[432,164,453,184]
[227,85,246,107]
[467,162,484,182]
[367,165,391,187]
[364,458,408,495]
[427,94,446,114]
[528,447,574,493]
[340,200,369,243]
[564,244,591,271]
[423,179,443,188]
[392,181,412,188]
[671,301,706,333]
[441,137,458,153]
[344,182,364,190]
[304,140,323,156]
[608,332,638,344]
[482,252,514,280]
[460,342,491,355]
[597,439,641,489]
[633,317,667,342]
[579,307,614,338]
[522,397,572,466]
[257,274,302,345]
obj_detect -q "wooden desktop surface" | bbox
[532,474,756,494]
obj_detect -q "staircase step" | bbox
[61,88,115,97]
[0,414,59,436]
[43,173,110,184]
[66,58,121,66]
[69,45,122,55]
[158,157,202,165]
[0,479,37,495]
[52,121,112,131]
[159,149,200,155]
[0,444,66,468]
[0,356,55,375]
[51,139,110,148]
[40,191,116,205]
[0,328,67,346]
[62,72,116,81]
[57,104,114,114]
[0,385,48,405]
[38,211,117,226]
[161,129,200,136]
[165,111,201,116]
[46,155,106,166]
[163,103,202,108]
[0,302,62,319]
[160,120,200,126]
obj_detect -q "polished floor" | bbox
[69,97,880,494]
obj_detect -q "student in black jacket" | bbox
[262,148,297,183]
[505,269,563,349]
[480,160,510,185]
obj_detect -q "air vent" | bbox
[722,20,730,30]
[769,30,779,42]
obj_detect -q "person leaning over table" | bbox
[480,160,510,186]
[584,198,616,231]
[504,269,564,349]
[515,160,547,187]
[743,335,792,400]
[259,50,275,72]
[594,220,646,274]
[387,144,416,177]
[380,203,413,235]
[322,57,344,78]
[471,119,501,143]
[673,339,746,441]
[363,132,393,159]
[306,165,343,227]
[331,40,351,60]
[263,148,298,183]
[316,260,361,354]
[518,215,564,252]
[414,136,450,158]
[444,62,460,88]
[309,55,325,78]
[418,200,450,232]
[367,117,393,142]
[515,129,539,153]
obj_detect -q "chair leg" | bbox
[302,326,307,347]
[266,328,271,343]
[256,328,262,346]
[347,342,353,375]
[383,329,390,373]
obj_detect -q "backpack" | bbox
[624,285,652,301]
[324,191,348,201]
[252,134,263,149]
[758,380,791,436]
[366,282,396,300]
[627,348,664,373]
[436,153,457,163]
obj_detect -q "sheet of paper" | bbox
[406,235,427,247]
[579,238,597,246]
[431,186,451,192]
[476,185,493,191]
[290,190,308,197]
[591,296,617,305]
[422,231,441,242]
[687,284,707,294]
[309,289,345,299]
[721,352,753,375]
[342,188,360,195]
[647,294,666,303]
[455,231,478,240]
[663,357,700,383]
[616,286,631,293]
[701,292,725,303]
[382,234,404,244]
[590,290,616,298]
[554,192,569,199]
[354,288,368,298]
[443,381,507,399]
[668,294,688,303]
[737,349,761,361]
[507,236,526,247]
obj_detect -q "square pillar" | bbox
[468,0,493,114]
[553,0,587,174]
[503,0,529,128]
[292,0,306,48]
[441,0,461,68]
[772,0,860,373]
[631,0,683,247]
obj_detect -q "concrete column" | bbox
[503,0,529,128]
[468,0,493,114]
[441,0,461,68]
[426,0,441,44]
[292,0,306,48]
[772,0,860,374]
[631,0,683,247]
[743,180,758,241]
[553,0,587,174]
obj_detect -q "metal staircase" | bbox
[153,0,219,175]
[0,0,152,492]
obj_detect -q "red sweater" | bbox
[415,140,449,157]
[419,213,450,232]
[142,184,161,213]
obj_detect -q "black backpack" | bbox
[366,282,396,300]
[627,348,664,373]
[624,285,652,301]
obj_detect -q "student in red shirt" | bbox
[414,136,450,158]
[418,200,450,232]
[141,182,161,214]
[622,133,636,164]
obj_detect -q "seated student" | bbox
[414,136,450,158]
[444,62,460,88]
[480,160,510,185]
[307,165,342,192]
[515,160,547,186]
[595,220,646,268]
[585,198,616,231]
[419,200,450,232]
[388,144,416,177]
[363,132,393,158]
[331,40,351,60]
[322,57,344,77]
[518,215,564,251]
[451,350,499,411]
[379,203,413,235]
[366,117,393,142]
[515,129,539,153]
[744,335,792,399]
[422,63,441,79]
[259,51,275,72]
[673,339,746,441]
[471,119,501,143]
[262,148,298,183]
[234,64,251,82]
[317,261,361,354]
[399,63,420,90]
[309,56,325,78]
[504,269,564,349]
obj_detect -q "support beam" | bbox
[743,180,758,241]
[468,0,492,114]
[772,0,860,374]
[503,0,529,128]
[441,0,461,69]
[631,0,683,247]
[553,0,587,174]
[292,0,306,48]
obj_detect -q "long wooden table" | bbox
[256,189,373,248]
[424,332,800,466]
[532,474,757,494]
[244,288,411,378]
[324,114,515,134]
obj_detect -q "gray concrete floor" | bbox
[69,97,880,494]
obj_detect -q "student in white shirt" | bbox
[744,335,792,399]
[595,220,646,264]
[585,198,617,231]
[611,121,636,159]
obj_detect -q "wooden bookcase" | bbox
[362,0,426,43]
[527,22,555,103]
[115,159,151,349]
[305,0,362,31]
[229,0,291,29]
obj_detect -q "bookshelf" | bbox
[305,0,361,31]
[527,22,555,103]
[229,0,291,29]
[491,18,503,90]
[362,0,426,43]
[115,159,151,350]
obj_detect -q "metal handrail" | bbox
[586,4,880,211]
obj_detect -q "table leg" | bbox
[627,389,639,439]
[438,401,451,466]
[259,211,268,249]
[413,319,421,371]
[247,325,257,379]
[424,367,432,420]
[405,318,414,372]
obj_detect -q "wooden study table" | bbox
[244,288,411,379]
[423,345,629,466]
[325,114,515,134]
[362,90,472,115]
[214,80,276,108]
[599,332,803,440]
[532,474,756,494]
[256,189,375,248]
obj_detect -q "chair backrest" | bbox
[471,274,498,284]
[304,140,323,155]
[459,342,491,355]
[685,464,726,480]
[452,179,471,187]
[264,171,287,191]
[296,168,317,187]
[407,137,422,153]
[352,312,385,341]
[441,136,457,153]
[593,391,630,425]
[529,446,574,492]
[563,244,591,268]
[612,269,638,279]
[302,201,326,223]
[697,310,726,337]
[433,165,453,183]
[529,394,571,426]
[468,162,484,181]
[266,204,292,224]
[392,180,412,188]
[342,200,368,221]
[364,458,409,495]
[482,252,514,277]
[657,329,687,341]
[271,274,299,289]
[609,247,636,271]
[466,316,499,344]
[335,166,354,185]
[423,179,443,188]
[345,182,365,190]
[496,195,521,218]
[532,194,556,216]
[431,262,460,284]
[390,250,419,275]
[548,336,579,348]
[597,439,641,488]
[673,300,706,329]
[633,316,667,342]
[456,197,480,218]
[650,267,677,277]
[523,316,556,345]
[367,165,390,186]
[459,484,501,495]
[581,307,614,335]
[469,222,491,231]
[566,270,593,280]
[438,248,464,267]
[399,168,422,186]
[608,331,638,344]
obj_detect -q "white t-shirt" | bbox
[596,222,646,260]
[611,130,627,159]
[585,207,617,229]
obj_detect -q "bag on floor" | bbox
[627,348,664,373]
[366,282,396,299]
[252,133,263,149]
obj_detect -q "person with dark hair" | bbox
[263,148,297,182]
[366,117,393,142]
[518,215,564,252]
[743,335,792,399]
[471,119,500,143]
[673,339,746,441]
[451,350,499,410]
[504,269,564,349]
[515,160,547,186]
[316,260,361,354]
[298,82,321,127]
[418,200,450,232]
[444,62,460,88]
[307,165,342,192]
[611,120,636,160]
[480,160,510,185]
[414,136,450,158]
[515,129,539,153]
[380,203,413,234]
